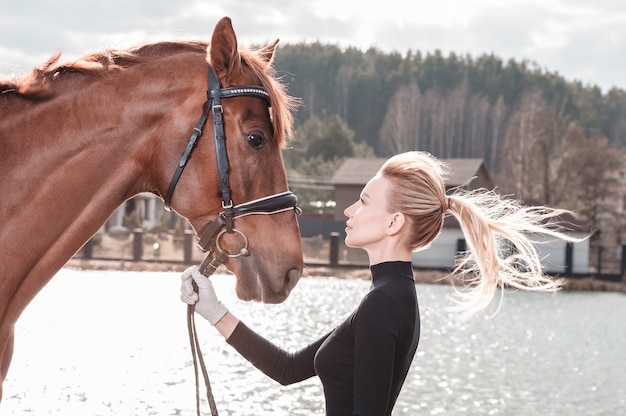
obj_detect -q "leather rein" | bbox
[164,65,300,416]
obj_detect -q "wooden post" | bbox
[184,229,195,264]
[329,232,339,266]
[132,228,143,261]
[565,242,573,276]
[621,245,626,277]
[82,238,94,259]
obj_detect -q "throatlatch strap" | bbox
[164,102,210,211]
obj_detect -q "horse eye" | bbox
[246,133,265,150]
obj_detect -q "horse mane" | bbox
[238,48,298,145]
[0,41,208,100]
[0,40,297,145]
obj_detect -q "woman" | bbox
[181,151,577,415]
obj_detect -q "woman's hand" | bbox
[180,266,229,325]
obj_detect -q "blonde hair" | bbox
[380,151,579,315]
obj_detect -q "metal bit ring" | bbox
[215,228,250,258]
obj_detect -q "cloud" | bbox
[1,0,625,91]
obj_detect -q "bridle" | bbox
[164,65,300,416]
[164,66,300,257]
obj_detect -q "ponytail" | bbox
[446,189,578,315]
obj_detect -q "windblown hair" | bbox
[380,151,581,315]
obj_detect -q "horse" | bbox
[0,16,304,402]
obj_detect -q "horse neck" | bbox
[0,59,206,280]
[1,92,139,219]
[0,97,136,277]
[0,92,142,358]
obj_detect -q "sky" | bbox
[1,0,625,92]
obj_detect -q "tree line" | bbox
[274,43,625,229]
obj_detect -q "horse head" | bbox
[163,17,303,303]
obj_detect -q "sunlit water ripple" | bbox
[2,269,624,415]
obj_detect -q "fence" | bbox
[75,221,623,283]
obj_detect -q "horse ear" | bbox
[258,39,279,64]
[208,17,243,84]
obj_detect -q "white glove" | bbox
[180,266,228,325]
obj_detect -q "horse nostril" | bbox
[289,267,300,279]
[286,267,301,289]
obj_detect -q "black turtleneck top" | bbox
[226,261,420,415]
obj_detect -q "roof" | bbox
[330,158,387,185]
[330,157,490,188]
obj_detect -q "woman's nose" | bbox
[344,202,355,218]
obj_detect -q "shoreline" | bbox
[64,258,626,293]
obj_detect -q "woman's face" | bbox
[343,175,394,250]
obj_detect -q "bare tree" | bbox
[336,65,353,121]
[497,89,547,199]
[381,79,509,163]
[496,87,623,231]
[488,95,508,169]
[379,82,422,154]
[467,92,491,159]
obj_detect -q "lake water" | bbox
[2,269,625,415]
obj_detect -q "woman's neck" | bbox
[366,244,412,266]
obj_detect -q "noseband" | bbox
[164,66,300,416]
